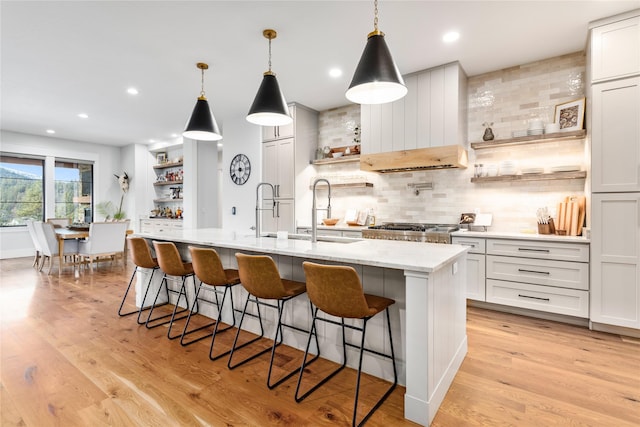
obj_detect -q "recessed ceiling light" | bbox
[149,139,156,143]
[127,87,139,95]
[46,129,55,134]
[77,113,89,119]
[329,68,343,78]
[170,133,178,138]
[443,31,460,43]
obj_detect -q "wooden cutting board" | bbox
[556,196,586,236]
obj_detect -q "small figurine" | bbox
[482,122,494,141]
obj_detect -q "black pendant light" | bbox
[246,29,293,126]
[346,0,407,105]
[183,62,222,141]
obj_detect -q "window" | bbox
[0,155,44,226]
[55,160,93,223]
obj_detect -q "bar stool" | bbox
[148,241,195,339]
[181,246,241,360]
[229,253,319,389]
[118,237,160,323]
[295,261,397,427]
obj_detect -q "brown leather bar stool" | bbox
[229,253,319,389]
[118,237,160,324]
[296,261,397,427]
[149,241,196,339]
[181,246,241,360]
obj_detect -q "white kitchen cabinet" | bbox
[296,227,363,239]
[591,77,640,193]
[360,61,467,155]
[485,239,590,318]
[140,218,183,234]
[452,236,486,301]
[262,199,295,234]
[260,103,318,232]
[262,138,294,199]
[590,14,640,83]
[261,105,294,142]
[591,193,640,329]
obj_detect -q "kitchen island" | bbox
[134,228,469,426]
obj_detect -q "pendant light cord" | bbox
[200,67,206,98]
[268,36,272,73]
[373,0,378,32]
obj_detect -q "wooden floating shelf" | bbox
[309,182,373,189]
[471,129,586,149]
[153,180,183,186]
[312,155,361,165]
[153,198,183,203]
[153,161,183,169]
[471,171,587,183]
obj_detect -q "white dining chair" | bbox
[25,220,42,269]
[33,221,79,275]
[78,221,129,272]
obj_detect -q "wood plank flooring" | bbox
[1,257,638,426]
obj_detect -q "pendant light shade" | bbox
[183,63,222,141]
[345,0,407,105]
[246,29,292,126]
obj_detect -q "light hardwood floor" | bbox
[1,257,638,426]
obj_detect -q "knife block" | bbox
[537,218,555,235]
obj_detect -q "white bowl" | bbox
[332,152,343,158]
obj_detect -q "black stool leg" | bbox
[227,294,268,369]
[266,300,320,389]
[295,310,347,402]
[167,274,193,340]
[119,266,157,318]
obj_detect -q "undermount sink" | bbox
[262,232,362,244]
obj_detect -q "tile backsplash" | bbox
[313,51,587,232]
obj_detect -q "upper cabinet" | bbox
[360,61,467,155]
[261,105,295,142]
[590,14,640,83]
[591,77,640,192]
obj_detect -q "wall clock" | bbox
[230,153,251,185]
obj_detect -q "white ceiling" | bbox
[2,1,638,147]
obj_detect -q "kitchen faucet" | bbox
[255,182,276,238]
[311,178,331,243]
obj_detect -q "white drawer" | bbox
[487,279,589,318]
[487,255,589,290]
[169,221,183,229]
[452,236,485,254]
[342,231,362,238]
[487,239,589,262]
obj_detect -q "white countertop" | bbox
[452,229,590,244]
[296,224,368,231]
[135,227,468,273]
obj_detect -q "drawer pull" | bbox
[518,268,550,275]
[461,243,477,248]
[517,248,550,253]
[518,294,551,302]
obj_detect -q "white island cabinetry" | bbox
[134,228,468,426]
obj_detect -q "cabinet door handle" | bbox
[460,242,477,248]
[276,201,280,218]
[518,248,550,253]
[276,184,280,198]
[518,294,550,302]
[518,268,550,275]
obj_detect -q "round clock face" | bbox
[230,153,251,185]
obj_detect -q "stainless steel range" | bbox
[362,223,459,244]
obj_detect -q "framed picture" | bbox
[156,152,167,164]
[554,98,585,132]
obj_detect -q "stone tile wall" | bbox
[313,52,587,232]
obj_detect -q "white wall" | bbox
[219,116,262,233]
[0,130,123,258]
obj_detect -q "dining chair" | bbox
[25,220,42,269]
[33,221,79,275]
[78,221,129,272]
[296,261,397,427]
